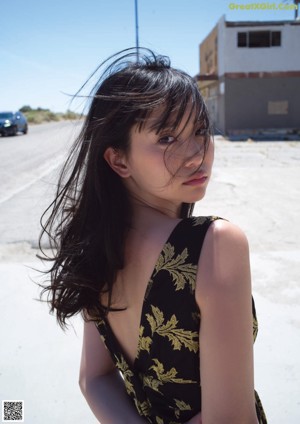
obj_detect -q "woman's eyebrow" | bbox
[146,122,176,134]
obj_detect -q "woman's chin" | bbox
[185,190,207,204]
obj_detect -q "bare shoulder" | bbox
[206,219,249,251]
[196,219,251,300]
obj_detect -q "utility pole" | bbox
[284,0,299,18]
[134,0,139,61]
[295,0,299,19]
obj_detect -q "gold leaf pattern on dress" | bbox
[95,319,108,346]
[192,311,201,322]
[174,399,192,418]
[150,359,196,385]
[154,243,197,291]
[156,417,164,424]
[136,326,152,358]
[146,306,199,352]
[191,216,207,226]
[97,332,106,345]
[146,305,164,334]
[191,216,219,226]
[142,374,163,394]
[134,399,151,417]
[114,354,135,396]
[95,317,105,326]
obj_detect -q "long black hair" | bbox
[39,48,211,328]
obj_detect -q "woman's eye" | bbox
[158,135,176,145]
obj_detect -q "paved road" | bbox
[1,123,299,250]
[0,120,82,246]
[0,123,300,423]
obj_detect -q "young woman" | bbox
[40,48,267,424]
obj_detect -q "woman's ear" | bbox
[103,147,131,178]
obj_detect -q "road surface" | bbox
[0,120,82,246]
[0,122,300,423]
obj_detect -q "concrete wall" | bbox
[224,76,300,133]
[207,95,225,135]
[221,21,300,73]
[202,80,226,135]
[217,15,226,77]
[200,24,218,75]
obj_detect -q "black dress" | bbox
[95,216,267,424]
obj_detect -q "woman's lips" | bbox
[183,174,208,186]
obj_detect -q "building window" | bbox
[268,101,288,115]
[237,30,281,47]
[249,31,270,47]
[237,32,247,47]
[271,31,281,46]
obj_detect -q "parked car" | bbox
[0,111,28,136]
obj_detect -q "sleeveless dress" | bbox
[95,216,267,424]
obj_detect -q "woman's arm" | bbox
[196,220,258,424]
[79,320,148,424]
[185,411,202,424]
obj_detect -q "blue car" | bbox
[0,111,28,136]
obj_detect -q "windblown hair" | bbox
[39,48,211,328]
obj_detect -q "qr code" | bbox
[2,401,24,422]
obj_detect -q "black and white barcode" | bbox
[2,401,24,422]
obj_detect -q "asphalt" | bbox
[0,136,299,423]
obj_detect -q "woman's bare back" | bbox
[101,216,182,365]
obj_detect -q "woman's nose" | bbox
[183,139,205,169]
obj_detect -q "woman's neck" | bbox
[129,194,181,220]
[129,200,182,235]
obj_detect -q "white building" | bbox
[197,16,300,139]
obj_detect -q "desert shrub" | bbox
[20,106,81,124]
[63,110,79,120]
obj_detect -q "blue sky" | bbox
[1,0,297,112]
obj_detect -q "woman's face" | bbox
[122,106,214,216]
